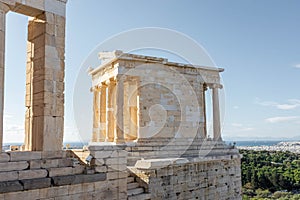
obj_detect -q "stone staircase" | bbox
[127,173,151,200]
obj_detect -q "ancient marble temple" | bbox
[89,51,224,152]
[88,51,242,199]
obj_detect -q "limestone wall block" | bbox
[28,22,46,41]
[67,183,84,195]
[91,158,105,166]
[0,152,9,162]
[0,161,29,172]
[45,23,55,36]
[42,150,66,159]
[33,46,46,60]
[30,34,46,49]
[9,151,41,161]
[31,70,62,87]
[21,177,51,190]
[54,25,65,38]
[39,185,69,199]
[105,157,126,165]
[106,172,127,180]
[48,167,73,177]
[57,193,93,200]
[44,34,56,47]
[0,171,18,182]
[94,166,107,173]
[40,159,61,168]
[110,150,128,158]
[54,37,65,48]
[41,116,64,151]
[43,12,55,24]
[18,169,48,180]
[29,160,41,169]
[44,0,66,17]
[3,189,39,200]
[72,165,85,175]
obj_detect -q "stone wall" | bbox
[0,147,128,200]
[130,155,242,200]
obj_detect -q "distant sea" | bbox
[226,140,282,147]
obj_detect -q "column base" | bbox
[105,138,114,142]
[114,138,125,144]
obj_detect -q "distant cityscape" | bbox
[3,140,300,152]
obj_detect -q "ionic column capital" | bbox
[90,86,97,92]
[90,82,109,92]
[100,82,107,88]
[207,83,223,89]
[105,77,116,85]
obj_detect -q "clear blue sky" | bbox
[3,0,300,143]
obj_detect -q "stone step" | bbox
[127,187,144,196]
[128,193,151,200]
[127,177,135,183]
[127,182,139,190]
[127,157,141,166]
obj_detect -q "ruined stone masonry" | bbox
[0,0,66,152]
[0,0,242,199]
[89,51,242,199]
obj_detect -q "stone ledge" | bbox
[21,178,51,190]
[0,171,18,182]
[18,169,48,180]
[0,153,10,162]
[88,143,126,151]
[9,151,42,161]
[0,161,29,172]
[0,181,23,193]
[135,158,189,169]
[52,173,106,186]
[134,153,242,170]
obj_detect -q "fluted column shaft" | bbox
[114,76,125,144]
[99,84,107,142]
[106,79,115,142]
[211,84,222,141]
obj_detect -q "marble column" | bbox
[128,80,138,140]
[211,84,222,141]
[106,79,115,142]
[99,83,107,142]
[0,3,9,151]
[115,76,125,144]
[203,84,208,139]
[92,87,100,142]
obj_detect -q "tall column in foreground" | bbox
[211,84,222,141]
[0,2,9,151]
[25,12,66,151]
